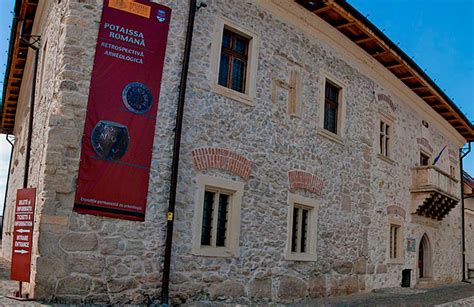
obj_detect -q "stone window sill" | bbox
[284,252,317,262]
[377,154,395,165]
[191,246,238,258]
[211,83,255,107]
[387,258,404,265]
[317,128,345,145]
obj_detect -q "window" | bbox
[317,74,346,143]
[286,193,319,261]
[201,190,230,247]
[218,29,249,93]
[420,152,430,166]
[389,224,400,259]
[291,206,310,253]
[380,121,390,157]
[210,17,259,106]
[388,221,403,263]
[324,81,340,134]
[192,175,243,257]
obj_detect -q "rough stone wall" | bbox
[1,0,465,304]
[1,0,63,260]
[22,0,190,303]
[465,199,474,267]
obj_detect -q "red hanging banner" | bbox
[73,0,172,221]
[10,188,36,282]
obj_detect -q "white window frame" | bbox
[317,71,346,144]
[387,218,404,264]
[192,174,244,258]
[285,193,319,261]
[210,16,259,106]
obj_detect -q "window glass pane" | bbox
[385,137,389,157]
[222,30,231,49]
[393,227,398,258]
[234,37,248,55]
[328,106,337,133]
[216,194,229,247]
[231,58,245,93]
[380,135,384,155]
[218,54,230,87]
[291,208,299,252]
[325,82,339,103]
[300,209,308,253]
[201,191,215,246]
[420,153,429,166]
[390,226,393,258]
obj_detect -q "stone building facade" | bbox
[1,0,473,304]
[463,172,474,277]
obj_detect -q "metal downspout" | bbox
[460,141,471,282]
[160,0,197,305]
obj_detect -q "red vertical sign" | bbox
[10,188,36,282]
[73,1,172,221]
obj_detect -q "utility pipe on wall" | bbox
[460,141,471,282]
[161,0,198,305]
[22,36,40,189]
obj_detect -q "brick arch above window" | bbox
[387,204,406,221]
[288,170,324,196]
[191,147,252,180]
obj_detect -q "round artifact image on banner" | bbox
[91,120,130,161]
[122,82,153,114]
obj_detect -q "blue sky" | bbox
[0,1,473,215]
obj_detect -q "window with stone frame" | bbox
[218,28,249,94]
[379,120,391,157]
[192,175,243,258]
[285,193,319,261]
[200,189,231,247]
[388,220,403,263]
[420,152,430,166]
[323,81,340,134]
[210,17,259,106]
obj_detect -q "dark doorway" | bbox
[418,234,432,278]
[418,242,424,277]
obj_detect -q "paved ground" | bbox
[292,283,474,307]
[0,257,46,306]
[0,255,473,306]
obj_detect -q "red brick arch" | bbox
[288,170,323,195]
[191,147,252,180]
[387,205,406,220]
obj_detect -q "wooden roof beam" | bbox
[355,37,374,44]
[336,21,356,29]
[386,63,405,70]
[411,86,429,91]
[371,50,391,57]
[399,75,416,81]
[312,6,333,14]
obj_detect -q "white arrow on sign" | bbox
[14,249,28,254]
[16,229,30,234]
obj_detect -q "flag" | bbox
[432,145,447,166]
